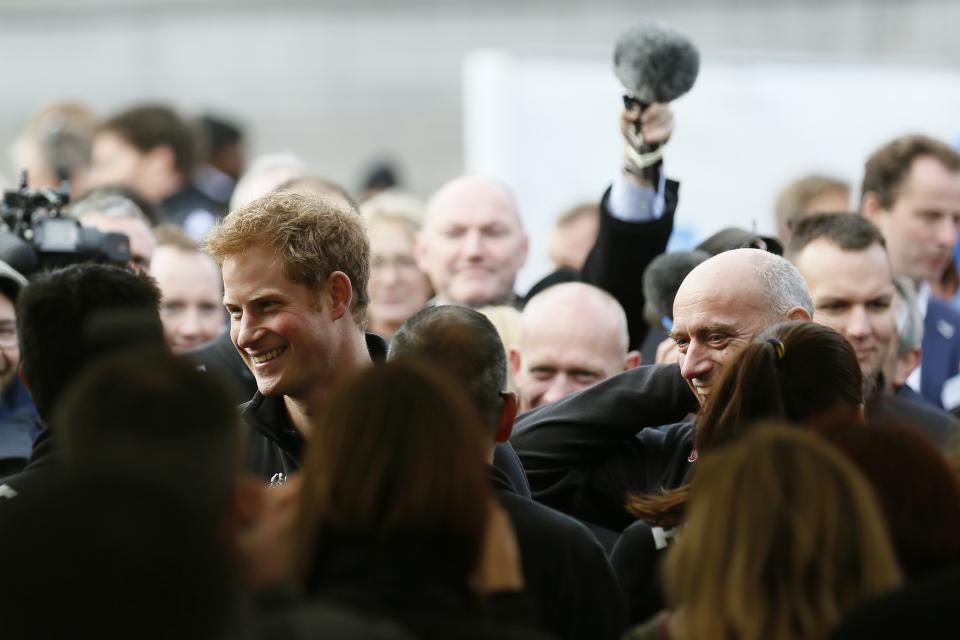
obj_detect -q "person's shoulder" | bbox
[497,490,605,554]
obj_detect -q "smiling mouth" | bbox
[252,346,287,364]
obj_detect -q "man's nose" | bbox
[845,307,871,340]
[541,376,579,406]
[179,308,202,337]
[679,342,713,382]
[234,313,262,349]
[462,230,485,258]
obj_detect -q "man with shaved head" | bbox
[415,175,529,307]
[512,248,814,532]
[510,282,640,411]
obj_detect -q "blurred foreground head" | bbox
[664,427,901,640]
[294,359,492,590]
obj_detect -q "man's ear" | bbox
[785,306,812,322]
[412,230,430,273]
[495,392,518,443]
[508,347,522,378]
[860,191,885,222]
[895,347,922,387]
[326,271,353,321]
[623,350,641,371]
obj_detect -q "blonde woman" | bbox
[360,191,433,337]
[626,427,902,640]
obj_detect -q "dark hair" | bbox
[628,321,863,525]
[198,113,243,153]
[817,419,960,580]
[0,478,237,640]
[53,347,241,517]
[861,134,960,210]
[389,305,507,431]
[17,264,162,421]
[294,359,491,589]
[99,104,196,177]
[786,213,886,258]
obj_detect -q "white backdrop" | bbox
[464,51,960,294]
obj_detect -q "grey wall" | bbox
[1,0,957,197]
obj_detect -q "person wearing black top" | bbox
[390,305,627,640]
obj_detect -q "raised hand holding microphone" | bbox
[613,22,699,184]
[620,102,675,187]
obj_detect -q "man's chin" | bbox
[450,285,504,308]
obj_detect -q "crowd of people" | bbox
[0,84,959,640]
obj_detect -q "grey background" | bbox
[1,0,956,197]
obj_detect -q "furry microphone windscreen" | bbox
[613,22,700,105]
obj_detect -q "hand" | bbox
[470,500,524,595]
[620,102,674,147]
[233,474,303,590]
[655,336,680,365]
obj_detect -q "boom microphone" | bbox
[613,22,700,107]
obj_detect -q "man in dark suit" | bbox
[788,213,960,446]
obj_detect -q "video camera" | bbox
[0,171,131,276]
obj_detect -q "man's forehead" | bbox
[798,241,893,289]
[426,179,520,228]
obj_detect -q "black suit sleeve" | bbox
[510,364,698,530]
[580,180,679,351]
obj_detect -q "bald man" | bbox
[512,248,814,532]
[415,176,529,308]
[510,283,640,411]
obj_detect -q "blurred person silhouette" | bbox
[8,101,96,195]
[773,173,850,243]
[194,113,246,209]
[0,260,38,479]
[615,320,863,623]
[0,263,163,503]
[151,225,225,353]
[860,135,960,410]
[228,152,307,212]
[278,174,355,208]
[881,277,923,397]
[0,348,251,639]
[548,202,599,274]
[510,282,640,412]
[390,305,627,638]
[624,427,901,640]
[360,191,433,337]
[70,185,157,272]
[88,103,220,240]
[292,359,549,639]
[357,159,401,202]
[817,419,960,581]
